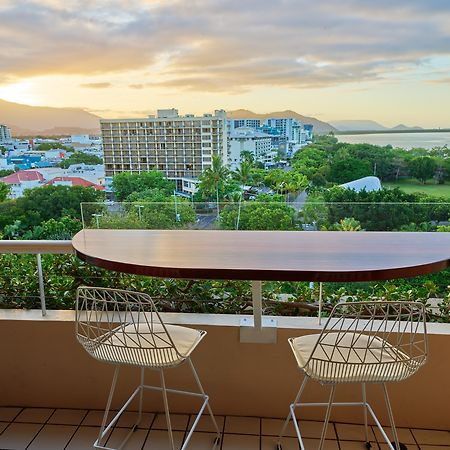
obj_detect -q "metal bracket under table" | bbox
[240,281,277,344]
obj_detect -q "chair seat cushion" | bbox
[81,323,204,368]
[291,332,418,383]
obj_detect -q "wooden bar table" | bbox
[73,229,450,343]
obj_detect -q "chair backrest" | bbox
[75,286,183,367]
[303,301,428,383]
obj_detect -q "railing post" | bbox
[252,280,263,331]
[36,254,47,317]
[318,282,323,325]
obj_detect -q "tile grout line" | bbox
[24,407,57,450]
[333,421,341,450]
[139,412,157,450]
[259,415,262,450]
[220,415,226,450]
[0,406,25,439]
[63,408,90,450]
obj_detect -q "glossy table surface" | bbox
[72,229,450,282]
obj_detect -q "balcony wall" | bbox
[0,310,449,430]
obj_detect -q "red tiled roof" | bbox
[0,170,45,184]
[44,176,104,190]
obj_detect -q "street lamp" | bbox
[92,213,102,229]
[135,204,144,221]
[173,190,180,222]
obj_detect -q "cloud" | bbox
[427,77,450,84]
[80,82,112,89]
[0,0,449,93]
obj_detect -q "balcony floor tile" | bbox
[0,407,448,450]
[14,408,54,424]
[0,407,22,422]
[222,433,260,450]
[27,424,77,450]
[47,409,88,426]
[224,416,261,435]
[412,429,450,446]
[0,422,43,450]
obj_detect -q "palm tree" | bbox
[233,161,252,230]
[335,217,363,231]
[285,173,308,203]
[199,155,230,221]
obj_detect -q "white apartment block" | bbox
[229,119,261,130]
[101,109,227,191]
[229,128,272,170]
[0,125,11,142]
[264,118,301,143]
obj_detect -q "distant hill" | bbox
[0,98,101,136]
[227,109,337,133]
[391,124,423,131]
[330,120,388,131]
[331,119,424,132]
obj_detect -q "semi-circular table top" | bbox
[72,229,450,282]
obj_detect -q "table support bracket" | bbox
[240,281,277,344]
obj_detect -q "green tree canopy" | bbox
[408,156,438,184]
[112,171,175,201]
[0,169,15,178]
[23,217,83,240]
[321,186,449,231]
[328,157,372,184]
[60,152,103,169]
[36,142,73,151]
[0,182,9,202]
[220,202,297,230]
[16,185,103,229]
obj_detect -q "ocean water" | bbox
[336,132,450,150]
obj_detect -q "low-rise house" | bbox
[0,170,45,198]
[44,176,104,191]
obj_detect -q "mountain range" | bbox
[0,98,424,136]
[0,99,101,136]
[329,119,423,132]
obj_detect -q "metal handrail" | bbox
[0,240,74,316]
[0,240,73,254]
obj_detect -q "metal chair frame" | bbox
[76,286,221,450]
[278,301,428,450]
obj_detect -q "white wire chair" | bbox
[75,286,221,450]
[278,301,428,450]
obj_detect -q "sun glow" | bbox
[0,81,37,105]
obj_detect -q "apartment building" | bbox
[0,124,11,142]
[265,117,301,143]
[229,127,273,170]
[229,118,261,130]
[101,109,227,191]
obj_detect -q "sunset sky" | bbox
[0,0,449,127]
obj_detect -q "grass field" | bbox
[383,178,450,198]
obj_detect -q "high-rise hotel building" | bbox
[0,124,11,142]
[101,109,227,192]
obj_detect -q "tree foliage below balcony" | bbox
[0,253,448,322]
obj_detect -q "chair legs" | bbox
[183,357,221,448]
[362,383,370,445]
[382,383,403,450]
[160,368,175,450]
[278,380,403,450]
[94,358,220,450]
[277,375,309,450]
